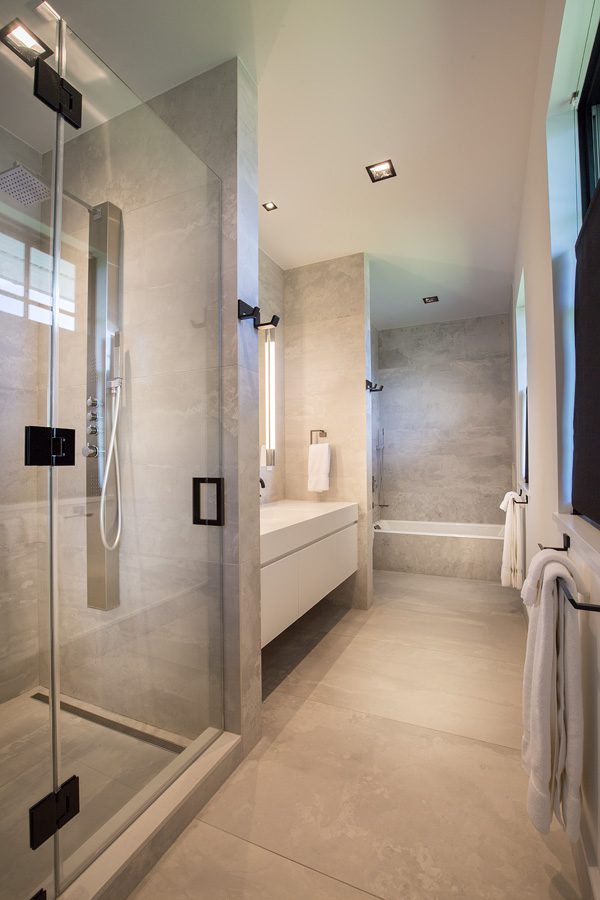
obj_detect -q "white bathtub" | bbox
[374,520,504,540]
[373,519,504,581]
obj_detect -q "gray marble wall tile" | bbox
[373,533,503,582]
[283,254,372,610]
[377,315,512,525]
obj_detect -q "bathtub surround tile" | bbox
[376,315,512,530]
[283,253,373,610]
[374,531,503,580]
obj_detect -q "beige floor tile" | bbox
[305,638,523,748]
[200,694,579,900]
[131,820,376,899]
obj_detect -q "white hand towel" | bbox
[521,561,583,841]
[308,442,330,492]
[499,491,525,588]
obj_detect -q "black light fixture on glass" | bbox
[262,201,278,211]
[0,18,52,66]
[366,159,396,183]
[423,295,439,304]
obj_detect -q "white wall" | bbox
[514,0,600,887]
[512,0,565,562]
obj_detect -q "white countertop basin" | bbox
[260,500,358,565]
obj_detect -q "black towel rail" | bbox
[557,576,600,613]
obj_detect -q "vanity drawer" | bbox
[260,552,300,648]
[298,523,358,616]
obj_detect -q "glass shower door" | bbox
[53,23,224,893]
[1,6,224,896]
[0,5,61,897]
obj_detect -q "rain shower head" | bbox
[0,162,50,206]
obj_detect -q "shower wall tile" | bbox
[377,315,513,526]
[283,253,373,610]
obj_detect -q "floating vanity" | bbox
[260,500,359,647]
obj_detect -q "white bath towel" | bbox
[499,491,526,588]
[308,442,330,492]
[522,548,584,608]
[521,560,583,842]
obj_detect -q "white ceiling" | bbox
[1,0,546,328]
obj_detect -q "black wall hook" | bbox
[238,299,280,330]
[366,380,383,392]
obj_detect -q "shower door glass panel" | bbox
[0,5,60,898]
[54,26,224,890]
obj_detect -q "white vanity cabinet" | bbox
[260,501,358,648]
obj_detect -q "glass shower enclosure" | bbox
[0,6,223,898]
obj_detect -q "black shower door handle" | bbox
[193,477,224,526]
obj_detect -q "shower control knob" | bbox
[87,397,98,408]
[87,424,98,435]
[87,411,98,422]
[82,444,99,458]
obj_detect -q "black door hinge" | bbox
[24,426,76,466]
[34,58,82,129]
[30,775,80,850]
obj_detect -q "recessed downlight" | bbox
[423,295,439,304]
[366,159,396,183]
[0,18,52,66]
[262,201,278,212]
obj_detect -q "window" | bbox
[578,22,600,214]
[0,226,75,330]
[574,19,600,526]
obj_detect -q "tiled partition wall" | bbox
[150,59,261,753]
[376,315,513,523]
[283,253,373,609]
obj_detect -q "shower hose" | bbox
[100,380,122,551]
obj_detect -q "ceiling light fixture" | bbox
[366,159,396,183]
[423,295,439,304]
[0,18,52,66]
[262,201,278,211]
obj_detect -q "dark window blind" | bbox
[573,181,600,526]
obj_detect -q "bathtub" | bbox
[373,519,504,581]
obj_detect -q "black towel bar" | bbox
[557,576,600,612]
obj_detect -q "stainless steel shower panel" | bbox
[85,201,122,610]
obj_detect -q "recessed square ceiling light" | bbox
[366,159,396,183]
[423,295,439,304]
[0,18,52,66]
[262,201,278,211]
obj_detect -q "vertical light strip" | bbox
[265,330,276,460]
